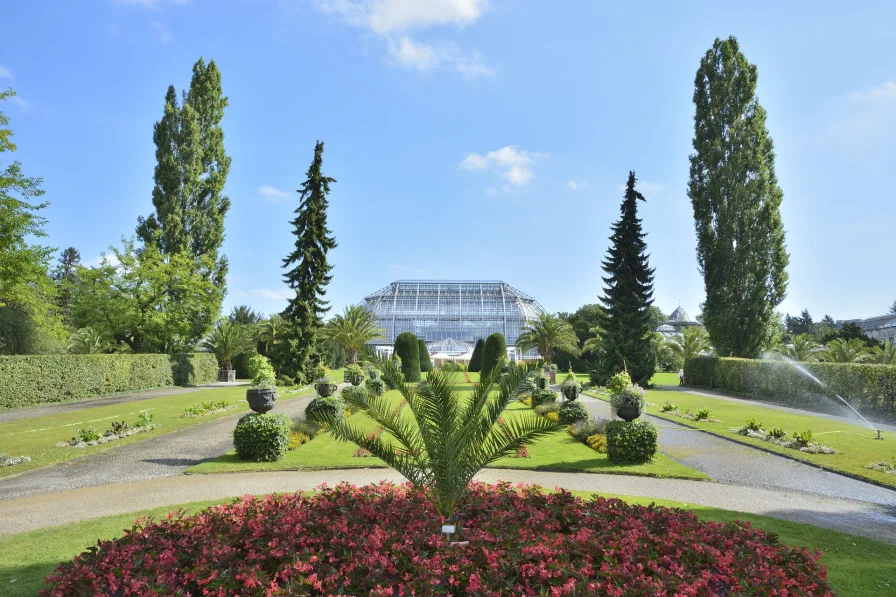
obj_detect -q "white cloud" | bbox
[257,185,289,202]
[0,66,13,80]
[314,0,494,77]
[567,180,587,191]
[86,253,121,268]
[253,288,292,301]
[7,94,30,111]
[460,145,547,186]
[149,20,173,45]
[848,81,896,102]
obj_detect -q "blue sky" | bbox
[4,0,895,322]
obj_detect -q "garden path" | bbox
[0,383,249,424]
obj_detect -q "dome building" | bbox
[656,306,702,338]
[360,280,545,359]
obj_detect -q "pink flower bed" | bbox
[42,483,832,596]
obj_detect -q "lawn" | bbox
[587,386,896,488]
[0,384,312,478]
[1,491,891,597]
[189,389,706,480]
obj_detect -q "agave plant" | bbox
[321,355,559,519]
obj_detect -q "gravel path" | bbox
[0,383,249,424]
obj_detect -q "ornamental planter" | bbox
[616,403,641,422]
[349,373,364,386]
[316,383,338,397]
[537,377,549,390]
[217,369,236,383]
[561,384,581,401]
[246,388,277,413]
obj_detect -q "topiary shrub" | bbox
[558,401,589,424]
[365,377,385,396]
[342,385,368,402]
[233,413,292,462]
[418,339,433,373]
[393,332,421,382]
[606,420,658,464]
[480,332,507,377]
[468,338,485,372]
[531,388,557,407]
[305,396,346,425]
[606,371,633,395]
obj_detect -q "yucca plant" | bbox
[321,355,560,519]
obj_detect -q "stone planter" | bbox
[561,384,581,401]
[246,388,277,413]
[616,402,641,422]
[316,382,338,397]
[537,377,549,390]
[217,369,236,383]
[349,373,364,386]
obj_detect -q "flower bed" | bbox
[54,412,158,448]
[660,402,721,423]
[180,400,235,418]
[41,482,833,596]
[729,421,836,454]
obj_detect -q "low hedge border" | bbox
[684,356,896,417]
[0,353,218,410]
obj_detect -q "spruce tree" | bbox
[53,247,80,326]
[597,172,656,386]
[418,338,433,373]
[689,36,789,358]
[468,338,485,372]
[281,141,337,380]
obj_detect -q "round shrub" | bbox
[558,400,589,424]
[393,332,421,382]
[365,377,385,396]
[341,384,368,402]
[480,332,507,377]
[232,413,291,462]
[531,388,557,406]
[606,420,658,464]
[41,483,834,596]
[305,396,345,425]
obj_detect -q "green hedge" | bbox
[233,412,292,462]
[0,353,218,410]
[418,338,433,373]
[606,420,658,464]
[468,338,485,372]
[684,356,896,416]
[394,332,421,382]
[481,332,507,377]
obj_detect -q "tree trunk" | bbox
[348,349,358,365]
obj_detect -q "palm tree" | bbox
[776,333,822,362]
[202,320,256,371]
[320,355,559,519]
[68,327,111,354]
[819,338,872,364]
[258,315,285,354]
[582,326,603,355]
[321,305,386,364]
[666,326,712,361]
[516,312,580,365]
[869,342,896,365]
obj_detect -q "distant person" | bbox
[678,368,684,385]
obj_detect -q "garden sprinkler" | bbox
[875,429,883,441]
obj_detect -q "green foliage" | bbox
[667,326,712,362]
[0,353,217,409]
[232,413,291,462]
[468,338,485,372]
[516,312,580,365]
[531,388,557,406]
[365,377,385,396]
[606,371,632,395]
[417,338,433,373]
[67,327,112,355]
[281,141,337,381]
[661,401,676,412]
[819,338,873,363]
[341,384,368,402]
[606,420,658,464]
[202,320,256,370]
[567,417,610,442]
[684,356,896,416]
[228,305,262,325]
[534,402,561,416]
[694,408,712,421]
[136,410,154,428]
[305,396,345,425]
[393,332,421,382]
[610,384,646,419]
[53,247,80,327]
[480,332,507,377]
[688,37,789,358]
[776,333,821,362]
[321,305,385,365]
[558,401,589,424]
[247,354,276,388]
[596,172,657,386]
[319,355,560,518]
[791,430,814,449]
[72,428,101,443]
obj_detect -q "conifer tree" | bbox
[53,247,80,326]
[468,338,485,372]
[597,172,656,386]
[689,36,789,357]
[281,141,337,380]
[480,332,507,377]
[418,338,433,373]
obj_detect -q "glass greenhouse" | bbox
[361,280,545,347]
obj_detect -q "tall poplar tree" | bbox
[136,57,231,339]
[688,36,789,358]
[280,141,337,380]
[597,172,656,386]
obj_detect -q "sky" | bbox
[3,0,895,323]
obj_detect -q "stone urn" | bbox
[616,403,641,422]
[561,383,581,401]
[246,388,276,413]
[217,369,236,383]
[349,373,364,386]
[316,382,338,397]
[537,377,549,390]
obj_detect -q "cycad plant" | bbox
[320,355,559,519]
[776,333,821,362]
[869,342,896,365]
[67,327,111,354]
[258,315,284,353]
[667,326,712,361]
[819,338,872,363]
[202,320,256,371]
[516,312,580,365]
[321,305,385,364]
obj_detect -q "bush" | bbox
[232,413,291,462]
[606,420,658,464]
[558,401,589,424]
[247,354,276,388]
[275,374,295,387]
[609,384,646,419]
[684,356,896,417]
[342,385,368,402]
[291,415,322,438]
[586,433,608,453]
[468,338,485,372]
[0,353,217,410]
[393,332,421,382]
[531,388,557,406]
[365,377,385,396]
[480,332,507,376]
[606,371,633,395]
[305,396,345,424]
[418,339,433,373]
[568,417,610,442]
[534,402,561,416]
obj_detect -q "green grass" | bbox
[650,371,681,386]
[1,492,891,597]
[588,387,896,488]
[189,390,706,480]
[0,385,312,478]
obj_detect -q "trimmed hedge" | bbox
[684,356,896,417]
[306,396,346,425]
[0,353,218,410]
[531,388,557,406]
[606,420,658,464]
[232,412,292,462]
[558,400,589,424]
[468,338,485,372]
[418,339,433,373]
[481,332,507,377]
[393,332,421,382]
